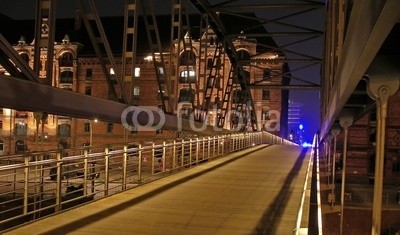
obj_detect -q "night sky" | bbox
[0,0,324,143]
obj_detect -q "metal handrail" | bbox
[0,131,294,231]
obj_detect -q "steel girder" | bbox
[0,34,40,83]
[0,75,221,134]
[320,0,400,137]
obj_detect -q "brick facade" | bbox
[0,29,287,155]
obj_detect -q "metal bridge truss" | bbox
[76,0,127,103]
[0,0,325,134]
[121,0,139,104]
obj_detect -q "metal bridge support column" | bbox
[366,56,400,235]
[330,126,341,208]
[325,133,333,185]
[339,111,353,235]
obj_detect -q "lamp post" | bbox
[88,118,97,194]
[89,118,98,147]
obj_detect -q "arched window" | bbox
[15,140,27,154]
[14,122,27,136]
[237,50,251,60]
[59,52,74,67]
[179,50,196,66]
[19,53,30,63]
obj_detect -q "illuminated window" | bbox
[134,67,140,77]
[157,67,164,75]
[133,86,140,96]
[179,70,196,83]
[14,122,27,136]
[109,68,115,75]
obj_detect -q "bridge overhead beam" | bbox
[321,0,400,137]
[0,75,222,134]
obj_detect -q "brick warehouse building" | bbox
[0,15,289,155]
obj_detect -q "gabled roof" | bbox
[0,14,279,56]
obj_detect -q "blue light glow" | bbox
[299,124,304,130]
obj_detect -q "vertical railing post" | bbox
[213,136,216,157]
[23,155,29,215]
[339,113,353,235]
[151,143,155,174]
[55,151,62,212]
[196,138,200,164]
[104,147,110,196]
[83,149,88,196]
[162,141,166,172]
[181,140,185,166]
[367,75,399,235]
[202,138,205,160]
[138,144,142,182]
[217,135,221,156]
[208,137,211,159]
[331,127,341,207]
[189,139,192,166]
[123,145,128,190]
[172,140,176,169]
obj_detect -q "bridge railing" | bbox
[294,133,323,235]
[0,131,295,231]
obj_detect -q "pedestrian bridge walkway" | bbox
[4,145,312,235]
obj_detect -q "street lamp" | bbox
[89,118,98,147]
[88,118,98,194]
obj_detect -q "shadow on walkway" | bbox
[253,147,309,234]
